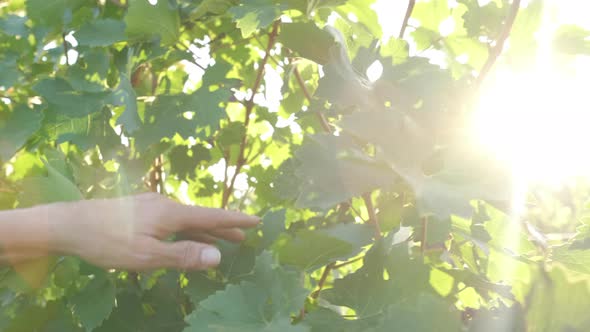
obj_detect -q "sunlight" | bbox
[472,1,590,187]
[473,68,590,186]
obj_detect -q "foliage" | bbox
[1,0,590,331]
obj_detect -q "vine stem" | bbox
[363,193,382,239]
[62,33,70,65]
[310,262,335,300]
[293,66,331,133]
[292,62,381,239]
[332,256,363,270]
[221,21,281,209]
[420,216,428,253]
[398,0,416,39]
[474,0,521,88]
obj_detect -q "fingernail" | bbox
[201,247,221,267]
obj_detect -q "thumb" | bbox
[154,240,221,270]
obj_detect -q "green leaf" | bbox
[340,111,433,172]
[273,229,352,270]
[371,293,462,331]
[553,24,590,55]
[260,209,287,248]
[43,108,120,157]
[18,159,83,208]
[0,56,20,89]
[0,105,43,161]
[33,78,112,117]
[229,0,285,38]
[0,15,28,36]
[294,134,398,210]
[111,75,141,133]
[304,307,374,332]
[95,292,145,332]
[279,22,336,64]
[168,144,211,180]
[322,238,433,318]
[74,18,126,46]
[184,252,309,331]
[190,0,239,20]
[70,274,117,332]
[133,87,231,151]
[336,0,382,38]
[380,38,409,64]
[416,149,512,218]
[507,0,544,67]
[184,272,224,305]
[551,247,590,275]
[314,27,373,108]
[527,266,590,331]
[412,0,450,33]
[125,0,180,45]
[25,0,89,27]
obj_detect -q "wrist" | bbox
[0,204,68,261]
[39,202,77,256]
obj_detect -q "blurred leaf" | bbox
[133,87,231,151]
[229,0,285,38]
[0,105,43,161]
[74,18,126,47]
[553,24,590,55]
[125,0,180,45]
[33,78,112,117]
[184,252,308,331]
[70,274,116,332]
[294,134,397,210]
[279,22,336,64]
[273,223,372,269]
[18,159,83,208]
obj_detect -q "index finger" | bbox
[171,203,260,231]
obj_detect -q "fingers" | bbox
[208,228,246,242]
[181,228,246,243]
[145,238,222,271]
[170,203,259,231]
[177,232,218,244]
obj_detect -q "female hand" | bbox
[48,193,259,271]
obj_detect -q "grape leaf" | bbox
[18,159,83,208]
[74,18,126,47]
[70,274,116,332]
[0,15,28,36]
[125,0,180,45]
[260,209,287,249]
[33,78,112,117]
[25,0,88,27]
[294,134,398,210]
[553,24,590,55]
[0,56,20,89]
[279,22,336,65]
[273,223,373,270]
[229,0,285,38]
[133,86,231,151]
[0,105,43,161]
[184,252,308,331]
[110,75,141,133]
[527,266,590,331]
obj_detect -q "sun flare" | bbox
[473,68,590,186]
[472,2,590,187]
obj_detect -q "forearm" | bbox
[0,204,64,264]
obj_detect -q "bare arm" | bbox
[0,193,259,271]
[0,204,60,264]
